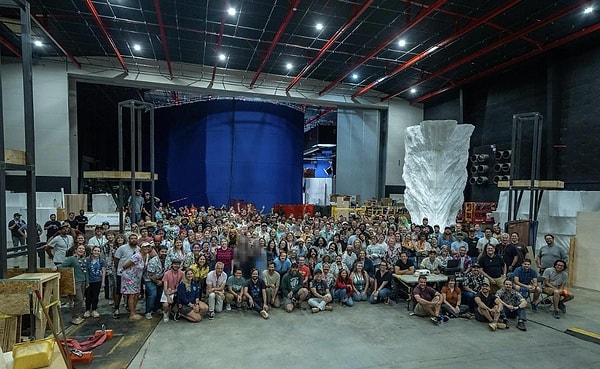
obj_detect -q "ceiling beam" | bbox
[412,20,600,104]
[351,0,522,98]
[209,15,226,87]
[30,14,81,68]
[286,0,373,92]
[250,0,301,88]
[304,106,336,126]
[319,0,447,96]
[153,0,173,79]
[383,0,590,101]
[84,0,128,74]
[0,34,21,57]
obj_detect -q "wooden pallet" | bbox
[83,170,158,180]
[497,180,564,189]
[4,149,26,165]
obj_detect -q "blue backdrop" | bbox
[155,100,304,210]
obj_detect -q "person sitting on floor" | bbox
[496,279,527,331]
[308,269,333,313]
[281,262,309,312]
[474,279,506,331]
[440,276,470,319]
[413,275,446,325]
[176,269,208,322]
[243,268,270,319]
[334,269,355,307]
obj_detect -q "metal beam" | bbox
[31,14,81,68]
[352,0,522,98]
[412,20,600,103]
[153,0,173,79]
[286,0,373,92]
[382,0,588,101]
[319,0,447,96]
[250,0,301,88]
[304,106,336,127]
[84,0,128,73]
[209,14,225,87]
[0,34,21,57]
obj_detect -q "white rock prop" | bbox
[402,120,475,228]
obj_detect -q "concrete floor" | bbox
[129,287,600,369]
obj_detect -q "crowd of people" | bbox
[38,200,573,330]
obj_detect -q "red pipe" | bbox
[250,0,301,88]
[84,0,128,73]
[209,15,226,86]
[319,0,447,96]
[0,35,21,57]
[412,20,600,104]
[31,14,81,68]
[305,107,336,126]
[352,0,521,98]
[153,0,173,79]
[382,0,589,101]
[286,0,373,92]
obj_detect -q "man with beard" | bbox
[161,259,184,322]
[243,268,269,319]
[113,234,140,318]
[262,261,281,308]
[281,263,309,312]
[145,245,168,319]
[47,223,74,266]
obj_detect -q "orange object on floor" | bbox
[70,350,94,365]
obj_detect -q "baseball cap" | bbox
[13,212,22,217]
[481,278,490,286]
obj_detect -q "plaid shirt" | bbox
[464,271,485,293]
[496,288,524,306]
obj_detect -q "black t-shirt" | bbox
[44,220,62,239]
[476,291,497,309]
[74,215,88,233]
[375,269,392,289]
[8,219,25,237]
[310,278,329,297]
[479,254,504,278]
[466,236,479,257]
[395,259,413,271]
[245,278,266,301]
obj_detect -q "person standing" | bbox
[120,242,153,320]
[113,234,140,318]
[54,244,88,325]
[74,209,88,235]
[84,246,105,318]
[43,214,61,242]
[46,224,74,266]
[536,234,568,274]
[128,189,144,225]
[7,212,26,247]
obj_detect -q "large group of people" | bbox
[33,200,573,329]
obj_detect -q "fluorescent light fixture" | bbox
[316,23,323,30]
[33,40,43,47]
[429,45,439,52]
[352,73,358,80]
[398,39,406,47]
[133,44,141,51]
[410,88,417,94]
[286,63,293,70]
[376,77,386,83]
[219,54,226,61]
[228,7,237,16]
[584,6,593,14]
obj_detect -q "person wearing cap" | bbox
[46,223,74,266]
[7,212,26,247]
[120,241,153,320]
[142,192,160,222]
[128,189,144,225]
[102,221,111,233]
[474,279,507,331]
[462,263,486,312]
[88,225,108,249]
[161,258,185,322]
[281,262,309,312]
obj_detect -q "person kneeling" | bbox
[176,270,208,322]
[413,275,446,325]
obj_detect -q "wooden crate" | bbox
[6,268,75,296]
[0,273,61,340]
[0,315,19,351]
[4,149,26,165]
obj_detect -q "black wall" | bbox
[424,44,600,201]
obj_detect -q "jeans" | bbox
[369,287,391,304]
[12,236,26,247]
[462,291,476,311]
[335,289,354,306]
[502,306,527,321]
[353,290,368,301]
[308,297,329,310]
[144,280,163,314]
[85,281,102,311]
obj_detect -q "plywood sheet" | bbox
[83,171,158,180]
[497,180,564,189]
[574,212,600,291]
[64,194,87,214]
[6,269,74,296]
[4,149,26,165]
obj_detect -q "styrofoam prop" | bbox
[402,120,475,228]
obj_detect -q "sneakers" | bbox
[458,313,472,320]
[91,310,100,318]
[71,317,84,325]
[311,307,320,313]
[112,310,120,319]
[553,310,561,319]
[516,321,527,331]
[496,322,508,330]
[488,322,497,331]
[226,303,232,311]
[324,305,333,311]
[501,317,509,326]
[442,315,449,323]
[260,310,269,319]
[83,311,91,318]
[208,311,215,320]
[558,302,567,314]
[163,312,169,322]
[531,303,538,312]
[145,313,153,320]
[430,316,439,325]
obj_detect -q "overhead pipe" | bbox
[470,165,479,174]
[494,151,503,160]
[412,19,600,104]
[31,14,81,68]
[354,0,522,98]
[287,0,373,92]
[153,0,174,79]
[84,0,128,73]
[250,0,301,88]
[209,15,226,87]
[319,0,447,96]
[383,0,588,101]
[470,154,478,163]
[0,35,21,57]
[304,107,337,127]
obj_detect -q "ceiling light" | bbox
[428,45,439,52]
[227,7,237,16]
[133,44,141,51]
[584,6,593,14]
[219,54,226,61]
[316,23,323,31]
[398,39,406,47]
[352,73,358,80]
[33,40,43,47]
[410,88,417,94]
[286,63,293,70]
